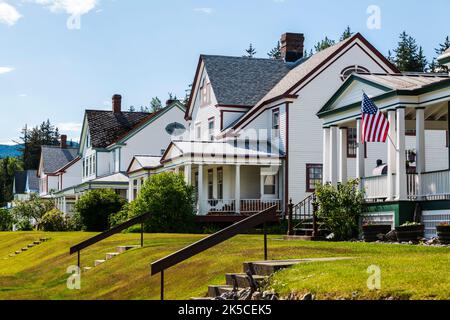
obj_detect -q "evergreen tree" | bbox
[392,31,426,72]
[128,106,136,112]
[415,46,428,72]
[0,157,23,206]
[314,37,335,53]
[150,97,163,113]
[184,84,193,105]
[340,26,354,41]
[20,120,60,170]
[244,43,257,58]
[430,36,450,72]
[267,41,281,60]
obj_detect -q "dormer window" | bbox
[195,123,202,140]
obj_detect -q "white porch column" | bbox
[339,127,348,183]
[322,127,331,184]
[184,164,192,185]
[235,165,241,214]
[329,126,339,186]
[128,178,134,202]
[387,110,397,201]
[356,119,365,181]
[416,107,426,197]
[197,165,204,214]
[396,107,407,200]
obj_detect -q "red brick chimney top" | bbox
[281,33,305,63]
[112,94,122,113]
[60,135,67,149]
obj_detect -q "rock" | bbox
[237,288,252,300]
[301,293,314,300]
[376,233,386,241]
[251,292,262,301]
[262,290,279,300]
[326,233,335,240]
[385,230,397,242]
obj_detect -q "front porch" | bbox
[158,140,285,219]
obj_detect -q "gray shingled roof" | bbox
[86,111,153,149]
[27,170,39,192]
[41,146,78,174]
[201,55,292,106]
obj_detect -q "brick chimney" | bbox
[112,94,122,113]
[281,33,305,63]
[60,135,67,149]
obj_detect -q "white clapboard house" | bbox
[317,48,450,238]
[51,95,186,214]
[153,32,399,222]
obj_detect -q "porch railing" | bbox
[420,170,450,199]
[240,199,282,214]
[362,175,388,200]
[199,199,282,215]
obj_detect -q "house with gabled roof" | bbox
[52,95,186,213]
[158,32,399,220]
[37,135,78,198]
[13,170,39,201]
[317,50,450,238]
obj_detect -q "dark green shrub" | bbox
[0,208,14,231]
[40,209,66,232]
[66,212,83,231]
[109,203,131,227]
[74,189,126,232]
[130,172,196,233]
[315,179,364,241]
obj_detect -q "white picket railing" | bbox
[240,199,282,214]
[362,175,388,200]
[420,170,450,199]
[199,199,282,215]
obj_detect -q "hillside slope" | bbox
[0,232,449,300]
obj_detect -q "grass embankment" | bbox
[0,232,448,300]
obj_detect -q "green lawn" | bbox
[0,232,448,300]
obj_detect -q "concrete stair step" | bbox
[225,273,268,288]
[106,252,120,260]
[116,245,139,253]
[83,267,92,272]
[15,251,21,255]
[208,285,234,298]
[94,260,106,267]
[27,244,35,248]
[244,257,355,276]
[191,297,214,301]
[21,248,28,252]
[33,241,41,245]
[40,238,50,242]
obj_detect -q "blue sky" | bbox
[0,0,449,144]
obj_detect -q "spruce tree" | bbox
[392,31,426,72]
[415,46,428,72]
[267,41,281,60]
[244,43,257,58]
[150,97,163,113]
[314,37,335,53]
[431,36,450,72]
[340,26,354,41]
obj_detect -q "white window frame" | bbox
[208,118,215,141]
[272,109,280,138]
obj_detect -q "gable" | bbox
[226,33,399,133]
[318,75,392,116]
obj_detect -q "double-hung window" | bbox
[306,164,323,192]
[208,118,215,141]
[217,168,223,200]
[272,109,280,138]
[263,175,276,195]
[207,169,214,200]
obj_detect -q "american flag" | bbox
[361,93,389,143]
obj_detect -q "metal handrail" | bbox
[69,212,152,267]
[150,205,278,300]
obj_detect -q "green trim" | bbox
[364,201,416,226]
[318,74,392,115]
[438,55,450,65]
[318,78,450,119]
[321,93,450,126]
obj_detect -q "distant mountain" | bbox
[0,144,22,159]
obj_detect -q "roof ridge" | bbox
[201,54,283,62]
